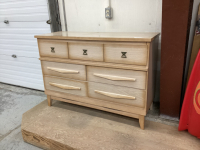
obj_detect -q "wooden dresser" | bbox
[35,32,159,129]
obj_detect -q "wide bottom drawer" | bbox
[88,82,146,108]
[44,76,87,97]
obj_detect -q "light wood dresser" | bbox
[35,32,159,129]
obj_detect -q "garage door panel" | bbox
[0,60,41,69]
[0,64,42,74]
[0,39,37,46]
[0,22,49,28]
[0,6,48,15]
[0,77,44,90]
[0,0,47,9]
[0,28,50,34]
[0,0,50,90]
[0,55,41,65]
[0,73,42,84]
[0,50,39,58]
[0,34,38,40]
[0,14,49,22]
[0,44,38,52]
[0,69,43,81]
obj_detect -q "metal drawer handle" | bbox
[12,54,17,58]
[95,90,136,100]
[93,73,136,81]
[121,52,127,58]
[4,20,9,24]
[51,47,55,53]
[47,67,79,74]
[49,82,81,90]
[83,49,87,55]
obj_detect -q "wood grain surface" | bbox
[35,31,160,42]
[22,101,200,150]
[88,82,145,107]
[41,61,86,81]
[38,39,68,58]
[87,66,146,89]
[68,42,104,62]
[44,76,87,97]
[104,43,148,65]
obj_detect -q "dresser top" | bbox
[35,31,160,42]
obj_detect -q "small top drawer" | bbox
[38,39,68,58]
[68,42,103,62]
[104,43,148,65]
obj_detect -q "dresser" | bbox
[35,32,159,129]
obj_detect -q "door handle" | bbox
[4,20,9,24]
[12,54,17,58]
[46,20,51,24]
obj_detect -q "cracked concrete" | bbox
[0,82,179,150]
[0,83,45,150]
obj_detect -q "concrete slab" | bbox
[0,83,46,141]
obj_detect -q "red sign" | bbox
[179,49,200,138]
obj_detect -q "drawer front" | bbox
[44,76,87,96]
[88,82,145,107]
[38,40,68,58]
[68,42,103,61]
[104,43,148,65]
[41,61,86,81]
[87,66,146,90]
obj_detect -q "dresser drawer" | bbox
[87,66,146,89]
[68,42,103,61]
[38,40,68,58]
[44,76,87,97]
[104,43,148,65]
[88,82,145,107]
[41,61,86,81]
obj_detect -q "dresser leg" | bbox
[139,115,145,130]
[47,95,52,106]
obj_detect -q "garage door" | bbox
[0,0,51,90]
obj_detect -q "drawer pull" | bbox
[95,90,136,100]
[49,82,81,90]
[93,73,136,81]
[121,52,127,58]
[51,47,55,53]
[47,67,79,74]
[83,49,87,55]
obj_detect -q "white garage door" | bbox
[0,0,51,90]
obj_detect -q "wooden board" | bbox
[186,5,200,85]
[40,57,148,71]
[22,100,200,150]
[34,31,160,42]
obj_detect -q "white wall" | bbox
[59,0,162,37]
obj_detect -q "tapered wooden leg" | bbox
[47,95,52,106]
[139,115,145,130]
